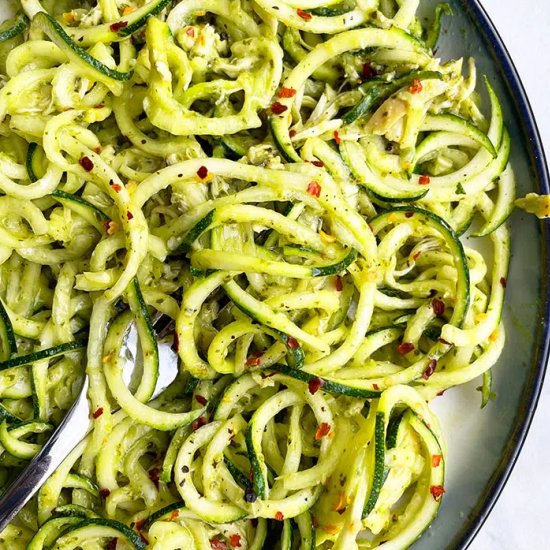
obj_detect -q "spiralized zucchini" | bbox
[0,0,518,548]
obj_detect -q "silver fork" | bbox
[0,319,179,531]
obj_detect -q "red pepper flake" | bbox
[274,511,285,522]
[278,87,296,98]
[149,467,161,488]
[422,359,437,380]
[412,251,421,261]
[229,534,242,548]
[92,407,104,419]
[437,389,446,397]
[79,156,94,172]
[169,510,180,521]
[127,211,134,221]
[287,336,299,349]
[397,342,414,355]
[373,383,380,391]
[312,160,324,167]
[93,146,102,154]
[245,355,262,367]
[312,516,319,528]
[195,394,208,406]
[99,488,111,498]
[335,276,343,291]
[308,377,325,395]
[210,538,228,550]
[109,20,129,32]
[111,182,122,193]
[432,454,442,468]
[296,8,312,20]
[289,129,297,137]
[197,165,209,179]
[430,485,445,501]
[500,277,507,288]
[192,416,208,431]
[419,174,431,185]
[409,79,423,94]
[307,180,321,197]
[315,422,331,440]
[362,63,375,80]
[432,298,445,317]
[333,130,342,145]
[405,212,414,218]
[271,101,288,115]
[135,519,146,532]
[186,27,195,37]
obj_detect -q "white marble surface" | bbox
[470,1,550,549]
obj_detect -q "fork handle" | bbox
[0,383,90,531]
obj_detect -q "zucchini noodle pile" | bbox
[0,0,515,548]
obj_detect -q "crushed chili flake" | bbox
[409,79,423,94]
[111,182,122,193]
[274,511,285,521]
[422,359,437,380]
[405,212,414,218]
[362,63,375,80]
[312,516,319,528]
[135,519,146,532]
[109,20,128,32]
[229,533,242,548]
[307,181,321,197]
[287,336,299,349]
[149,467,161,488]
[127,211,134,221]
[432,298,445,317]
[418,174,431,185]
[334,491,346,513]
[333,130,342,145]
[270,101,287,115]
[99,488,111,498]
[278,87,296,98]
[289,129,297,137]
[335,276,343,291]
[186,27,195,37]
[79,156,94,172]
[195,394,208,406]
[430,485,445,501]
[169,510,180,521]
[93,146,102,154]
[412,251,421,261]
[296,8,312,20]
[500,277,507,288]
[432,454,442,468]
[197,165,209,179]
[308,377,325,395]
[373,383,380,391]
[192,416,208,431]
[397,342,415,355]
[437,389,446,397]
[92,407,104,419]
[210,538,228,550]
[312,160,324,167]
[315,422,331,440]
[245,355,262,367]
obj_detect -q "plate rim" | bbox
[448,1,550,548]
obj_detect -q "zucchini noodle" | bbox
[0,0,520,548]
